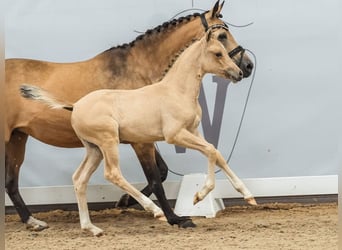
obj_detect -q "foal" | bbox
[20,30,256,236]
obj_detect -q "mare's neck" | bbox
[97,15,205,89]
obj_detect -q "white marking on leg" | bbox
[140,194,164,218]
[26,216,48,231]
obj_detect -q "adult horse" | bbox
[20,29,255,236]
[5,0,254,230]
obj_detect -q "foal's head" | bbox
[201,30,243,83]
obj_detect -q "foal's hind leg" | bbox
[99,138,164,220]
[72,140,104,236]
[5,130,48,231]
[116,146,168,208]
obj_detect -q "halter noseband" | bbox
[200,13,245,67]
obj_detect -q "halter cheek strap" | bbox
[200,13,209,31]
[228,45,245,67]
[228,45,244,58]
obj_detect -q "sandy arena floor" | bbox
[5,202,337,250]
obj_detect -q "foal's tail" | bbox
[20,84,74,111]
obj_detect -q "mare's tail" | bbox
[20,84,74,111]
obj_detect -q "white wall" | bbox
[5,0,341,204]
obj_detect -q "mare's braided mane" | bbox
[105,12,206,51]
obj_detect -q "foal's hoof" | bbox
[193,192,202,205]
[116,194,137,208]
[157,215,168,222]
[245,197,257,206]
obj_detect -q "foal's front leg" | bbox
[168,128,256,205]
[214,151,257,205]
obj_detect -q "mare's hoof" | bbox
[26,216,49,231]
[179,218,196,228]
[116,194,136,208]
[27,224,49,232]
[170,216,196,228]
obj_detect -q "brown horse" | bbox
[20,30,255,236]
[5,0,254,231]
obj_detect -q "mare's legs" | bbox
[168,129,256,205]
[116,146,168,207]
[5,130,48,231]
[130,143,195,228]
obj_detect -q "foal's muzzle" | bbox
[225,69,243,83]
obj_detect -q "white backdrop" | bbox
[5,0,341,204]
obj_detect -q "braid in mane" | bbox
[105,12,202,52]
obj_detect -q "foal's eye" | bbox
[215,52,223,58]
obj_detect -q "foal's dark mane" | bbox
[105,12,204,52]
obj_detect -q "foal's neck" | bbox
[161,40,205,99]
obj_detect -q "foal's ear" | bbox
[206,30,213,42]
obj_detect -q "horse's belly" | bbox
[118,118,164,143]
[119,127,164,143]
[20,111,82,148]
